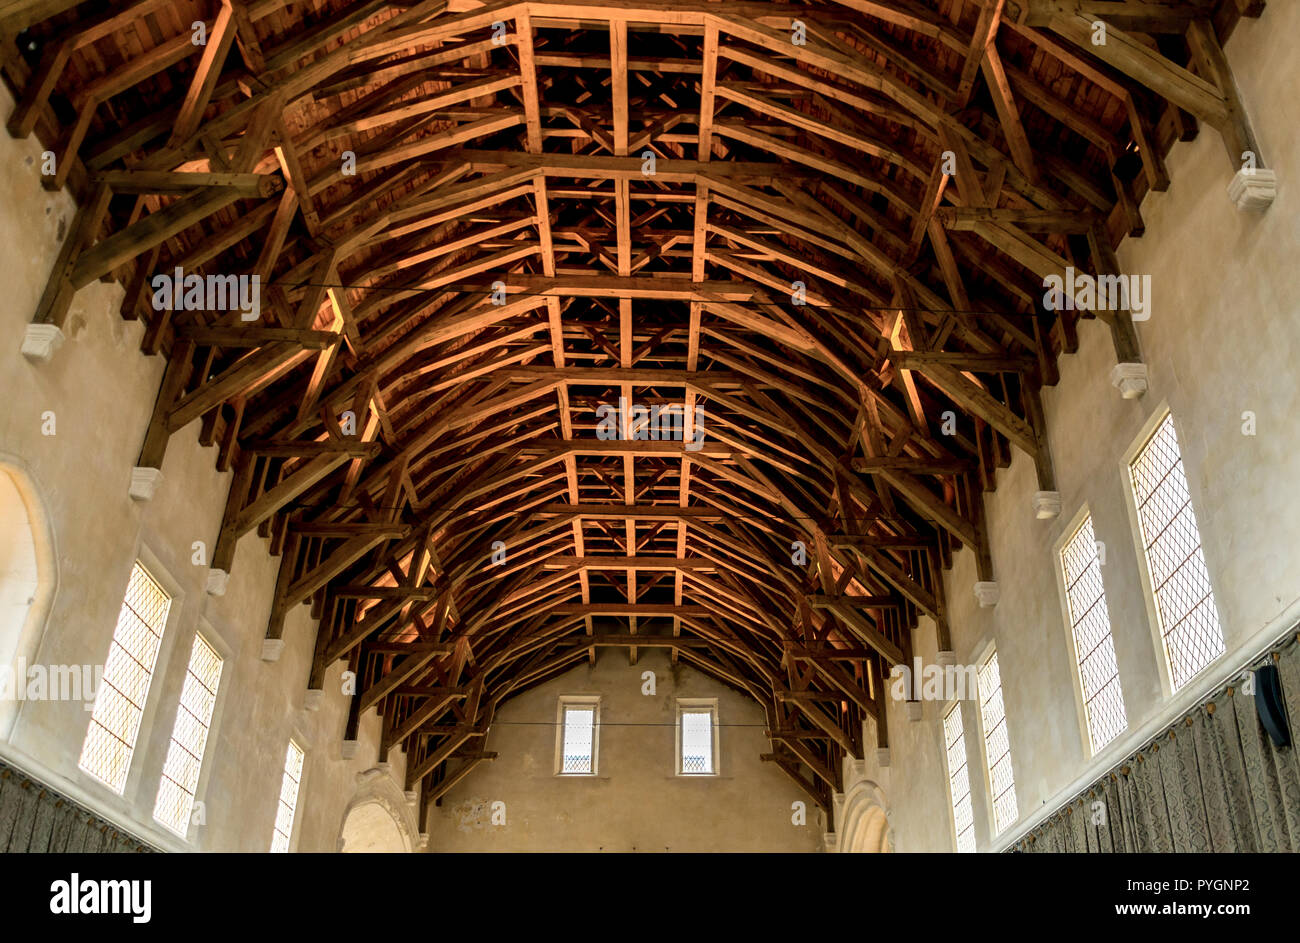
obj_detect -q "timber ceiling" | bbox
[1,0,1266,825]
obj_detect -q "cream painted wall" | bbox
[424,650,824,852]
[0,84,409,853]
[840,6,1300,853]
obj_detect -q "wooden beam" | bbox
[170,1,238,145]
[1045,11,1228,126]
[32,183,112,328]
[1184,17,1264,169]
[980,41,1038,182]
[69,187,258,289]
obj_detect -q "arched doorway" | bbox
[838,781,893,853]
[0,460,57,741]
[337,768,419,853]
[845,806,892,853]
[340,800,410,853]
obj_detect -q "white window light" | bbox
[977,651,1018,835]
[270,740,305,853]
[79,561,172,793]
[1061,514,1128,754]
[556,697,599,775]
[1129,412,1225,691]
[677,701,717,775]
[942,702,976,853]
[153,633,224,836]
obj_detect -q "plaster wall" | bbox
[424,650,824,852]
[842,6,1300,852]
[0,83,407,853]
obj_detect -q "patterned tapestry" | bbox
[1015,633,1300,853]
[0,757,157,853]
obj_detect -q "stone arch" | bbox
[337,768,420,853]
[0,455,59,741]
[838,780,893,853]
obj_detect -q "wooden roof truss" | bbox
[2,0,1269,827]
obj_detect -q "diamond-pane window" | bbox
[1129,413,1224,691]
[270,740,305,853]
[978,651,1018,835]
[560,706,596,774]
[1061,515,1128,753]
[79,562,171,793]
[942,703,976,853]
[153,633,223,836]
[679,708,714,775]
